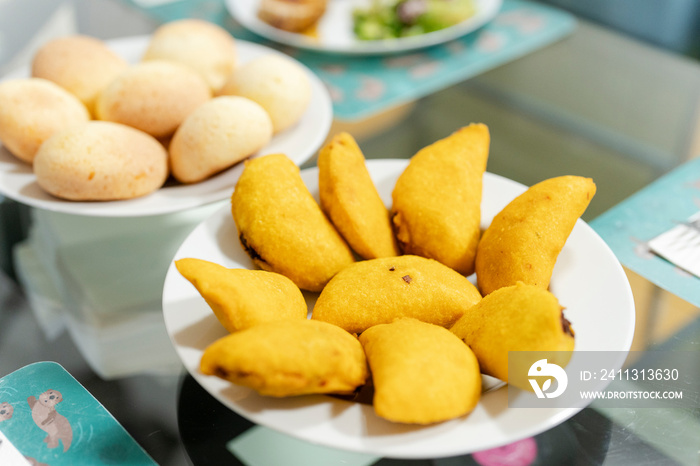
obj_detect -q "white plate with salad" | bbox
[226,0,503,55]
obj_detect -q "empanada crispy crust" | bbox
[311,255,481,333]
[176,257,307,332]
[200,319,368,397]
[450,282,575,389]
[360,318,481,424]
[391,124,490,275]
[231,153,355,292]
[318,132,399,259]
[475,175,596,295]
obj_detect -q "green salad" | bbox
[353,0,476,41]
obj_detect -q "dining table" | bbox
[0,0,699,464]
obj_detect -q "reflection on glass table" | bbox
[176,364,698,465]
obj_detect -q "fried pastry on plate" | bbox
[201,319,368,397]
[258,0,327,33]
[450,282,575,391]
[360,318,481,424]
[231,153,355,292]
[311,255,481,333]
[176,257,307,333]
[318,132,399,259]
[391,123,490,276]
[475,175,596,295]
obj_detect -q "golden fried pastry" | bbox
[318,132,399,259]
[450,282,574,390]
[33,121,168,201]
[142,19,237,93]
[175,257,307,332]
[391,124,490,276]
[311,255,482,333]
[31,35,128,115]
[169,96,272,183]
[475,176,596,295]
[218,54,311,134]
[231,153,355,292]
[359,318,481,424]
[95,60,211,138]
[200,319,368,397]
[0,78,90,163]
[258,0,328,32]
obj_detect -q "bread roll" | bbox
[33,121,168,201]
[0,78,90,163]
[219,54,311,134]
[31,35,128,115]
[169,96,272,183]
[142,19,236,93]
[95,60,211,138]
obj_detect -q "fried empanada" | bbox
[359,318,481,424]
[231,153,355,292]
[311,255,481,333]
[475,176,596,295]
[450,282,574,390]
[175,257,307,332]
[200,319,368,397]
[391,124,489,275]
[318,132,399,259]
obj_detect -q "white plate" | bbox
[162,159,635,458]
[0,35,332,217]
[227,0,503,55]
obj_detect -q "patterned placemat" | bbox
[591,158,700,307]
[0,362,156,465]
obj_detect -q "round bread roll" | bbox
[0,78,90,164]
[33,121,169,201]
[95,60,211,138]
[31,35,128,115]
[142,19,236,93]
[169,96,273,183]
[219,54,311,134]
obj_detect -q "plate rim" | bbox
[0,34,333,218]
[226,0,504,55]
[161,158,636,458]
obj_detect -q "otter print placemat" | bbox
[0,362,156,465]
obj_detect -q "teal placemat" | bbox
[590,158,700,307]
[0,362,156,465]
[121,0,576,120]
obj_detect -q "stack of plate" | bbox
[14,204,222,379]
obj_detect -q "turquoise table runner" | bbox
[121,0,576,120]
[591,158,700,308]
